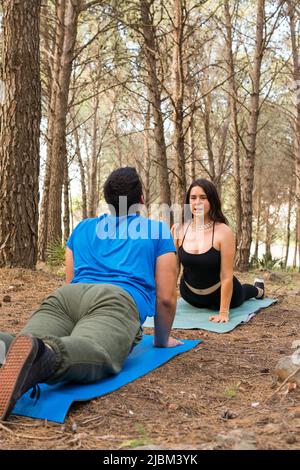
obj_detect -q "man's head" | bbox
[104,167,144,216]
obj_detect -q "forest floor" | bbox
[0,266,299,450]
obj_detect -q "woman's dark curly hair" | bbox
[184,178,228,224]
[103,167,143,215]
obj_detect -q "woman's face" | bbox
[189,186,210,219]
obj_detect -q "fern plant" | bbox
[46,242,66,266]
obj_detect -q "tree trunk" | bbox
[188,119,196,184]
[139,0,171,210]
[236,0,265,271]
[73,120,88,219]
[293,212,298,269]
[284,187,292,268]
[0,0,41,267]
[172,0,186,204]
[224,0,242,240]
[88,94,100,218]
[143,103,151,208]
[38,0,66,260]
[47,0,82,245]
[63,155,70,243]
[265,205,271,259]
[203,93,216,183]
[287,1,300,273]
[254,178,262,259]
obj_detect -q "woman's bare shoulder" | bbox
[215,222,235,239]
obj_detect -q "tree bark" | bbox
[63,155,70,243]
[265,204,271,259]
[38,0,66,259]
[236,0,265,271]
[72,118,88,219]
[139,0,171,209]
[284,187,292,269]
[0,0,41,267]
[47,0,83,245]
[88,93,100,218]
[224,0,242,240]
[143,103,151,208]
[172,0,186,204]
[293,211,298,269]
[287,1,300,273]
[254,174,262,259]
[188,119,196,184]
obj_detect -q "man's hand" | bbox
[154,336,183,348]
[209,313,229,323]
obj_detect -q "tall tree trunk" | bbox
[293,211,298,269]
[88,94,100,218]
[38,0,66,259]
[139,0,171,211]
[265,205,271,259]
[224,0,242,240]
[72,120,88,219]
[254,178,262,259]
[188,118,196,184]
[0,0,41,267]
[236,0,265,271]
[203,92,216,183]
[47,0,82,245]
[143,103,151,208]
[172,0,186,204]
[287,1,300,273]
[63,155,70,243]
[284,187,292,269]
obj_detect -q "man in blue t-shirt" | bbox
[0,167,180,421]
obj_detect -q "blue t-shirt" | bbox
[66,214,176,324]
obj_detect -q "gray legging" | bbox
[0,284,142,384]
[180,275,259,310]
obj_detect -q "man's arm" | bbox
[154,252,181,347]
[65,247,74,284]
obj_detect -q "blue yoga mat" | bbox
[144,297,277,333]
[12,335,200,423]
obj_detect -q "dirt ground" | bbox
[0,266,299,450]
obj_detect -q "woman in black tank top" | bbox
[171,179,265,323]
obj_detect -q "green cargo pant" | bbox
[0,284,143,384]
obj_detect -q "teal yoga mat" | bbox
[12,334,200,423]
[144,297,277,333]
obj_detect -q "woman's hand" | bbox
[209,312,229,323]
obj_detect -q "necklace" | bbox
[191,220,214,230]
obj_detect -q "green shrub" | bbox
[250,253,282,270]
[46,242,66,266]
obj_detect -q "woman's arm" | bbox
[209,226,235,323]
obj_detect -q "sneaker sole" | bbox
[0,335,38,421]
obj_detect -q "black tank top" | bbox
[178,221,221,289]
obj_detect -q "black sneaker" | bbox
[0,334,59,421]
[254,278,265,299]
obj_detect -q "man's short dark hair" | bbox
[103,167,143,215]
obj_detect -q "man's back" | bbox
[67,214,176,324]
